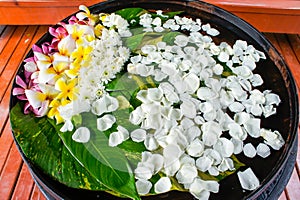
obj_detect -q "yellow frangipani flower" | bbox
[47,99,65,124]
[71,45,93,66]
[77,5,99,25]
[94,24,104,37]
[55,78,78,101]
[70,26,86,45]
[44,61,69,82]
[58,35,76,57]
[65,63,81,78]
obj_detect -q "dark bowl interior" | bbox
[9,0,299,199]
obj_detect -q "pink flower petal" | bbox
[49,27,59,37]
[32,44,42,53]
[68,16,79,25]
[13,87,25,96]
[24,56,35,63]
[33,100,49,117]
[17,95,27,101]
[24,70,33,81]
[24,102,32,114]
[42,43,51,54]
[15,75,27,89]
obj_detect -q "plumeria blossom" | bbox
[76,5,98,25]
[25,84,58,117]
[13,5,284,200]
[13,75,33,101]
[48,26,68,48]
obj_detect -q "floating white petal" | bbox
[260,129,284,150]
[183,73,200,94]
[207,28,220,36]
[229,102,245,113]
[243,143,257,158]
[154,177,172,194]
[237,168,260,191]
[97,114,116,131]
[136,179,152,195]
[144,134,159,151]
[108,126,129,147]
[134,165,153,180]
[234,112,250,125]
[231,138,243,154]
[131,129,147,142]
[91,94,119,115]
[189,177,219,200]
[256,143,271,158]
[228,123,247,141]
[196,156,213,172]
[72,127,90,143]
[265,93,280,106]
[244,118,261,138]
[213,137,234,158]
[186,138,204,157]
[176,164,198,184]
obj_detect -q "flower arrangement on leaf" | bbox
[11,5,284,200]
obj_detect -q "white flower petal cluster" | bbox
[101,13,132,37]
[124,13,284,199]
[139,13,164,32]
